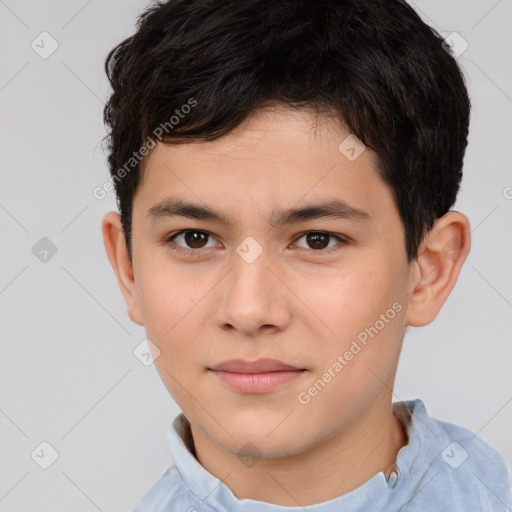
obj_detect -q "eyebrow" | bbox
[147,197,372,227]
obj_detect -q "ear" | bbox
[101,211,144,326]
[405,211,471,326]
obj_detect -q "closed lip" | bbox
[208,358,306,373]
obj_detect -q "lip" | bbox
[208,358,307,393]
[209,358,304,373]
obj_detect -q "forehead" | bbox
[134,105,396,229]
[168,105,352,165]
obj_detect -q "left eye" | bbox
[294,231,346,251]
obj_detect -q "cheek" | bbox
[304,257,406,364]
[137,259,205,334]
[135,272,204,387]
[301,265,378,339]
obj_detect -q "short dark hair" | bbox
[103,0,471,263]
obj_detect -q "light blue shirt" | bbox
[131,399,511,511]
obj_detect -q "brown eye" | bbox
[183,230,209,248]
[306,232,329,249]
[167,230,217,251]
[294,231,347,252]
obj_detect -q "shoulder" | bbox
[401,399,512,511]
[434,414,510,487]
[130,466,206,512]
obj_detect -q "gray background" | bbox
[0,0,511,510]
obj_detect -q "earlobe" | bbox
[405,211,471,327]
[101,211,145,326]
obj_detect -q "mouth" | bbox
[208,358,308,393]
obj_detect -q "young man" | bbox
[101,0,511,510]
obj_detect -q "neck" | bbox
[189,393,408,507]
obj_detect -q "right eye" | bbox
[165,229,221,254]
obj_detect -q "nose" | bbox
[213,244,292,337]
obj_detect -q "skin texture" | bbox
[102,104,471,506]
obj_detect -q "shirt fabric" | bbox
[131,399,511,511]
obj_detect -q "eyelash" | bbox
[164,230,349,257]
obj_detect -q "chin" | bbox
[220,422,311,459]
[227,435,305,461]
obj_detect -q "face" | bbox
[128,105,413,459]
